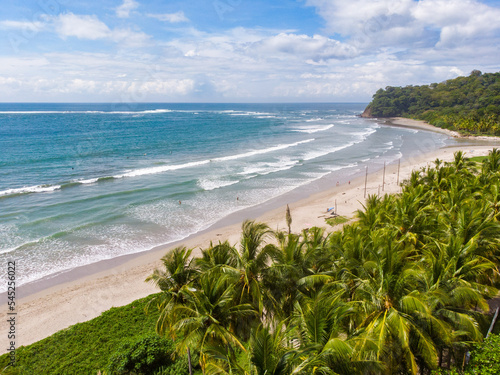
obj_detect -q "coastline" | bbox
[383,117,462,137]
[384,116,500,142]
[2,119,500,350]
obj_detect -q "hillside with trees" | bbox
[363,70,500,135]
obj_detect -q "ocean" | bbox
[0,103,456,291]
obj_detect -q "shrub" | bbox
[465,334,500,375]
[106,333,185,375]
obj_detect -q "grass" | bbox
[469,155,488,163]
[0,294,164,375]
[325,215,349,227]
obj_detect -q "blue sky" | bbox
[0,0,499,102]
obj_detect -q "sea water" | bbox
[0,103,456,291]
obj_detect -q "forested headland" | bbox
[362,70,500,135]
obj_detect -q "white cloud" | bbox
[147,11,189,23]
[109,28,150,46]
[54,13,111,40]
[52,13,150,46]
[0,1,498,103]
[0,20,45,32]
[255,33,358,61]
[306,0,500,50]
[116,0,139,18]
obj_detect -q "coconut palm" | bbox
[249,323,293,375]
[261,231,306,320]
[288,288,379,375]
[229,220,276,340]
[168,271,258,373]
[419,236,498,370]
[196,240,238,272]
[482,147,500,174]
[146,246,199,334]
[300,226,334,274]
[351,228,440,374]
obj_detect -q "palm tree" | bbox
[483,148,500,174]
[146,246,198,334]
[168,272,258,374]
[289,288,378,375]
[420,236,498,369]
[249,323,292,375]
[300,226,334,274]
[195,240,238,272]
[351,228,440,374]
[356,194,384,232]
[231,220,275,340]
[262,231,305,321]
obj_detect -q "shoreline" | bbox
[2,119,500,350]
[383,117,500,142]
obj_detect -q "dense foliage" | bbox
[107,333,191,375]
[365,70,500,135]
[146,150,500,375]
[431,334,500,375]
[0,296,191,375]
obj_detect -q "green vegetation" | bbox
[469,155,488,163]
[0,296,193,375]
[365,70,500,135]
[325,215,349,226]
[431,334,500,375]
[145,150,500,374]
[107,334,190,375]
[3,150,500,374]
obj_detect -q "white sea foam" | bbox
[198,178,240,191]
[140,109,172,114]
[78,178,99,184]
[0,109,172,115]
[1,139,315,197]
[118,140,313,178]
[238,158,299,177]
[305,117,323,122]
[0,184,61,196]
[326,162,358,172]
[228,111,273,117]
[292,124,334,134]
[302,142,355,161]
[0,224,25,255]
[115,159,212,178]
[214,139,314,162]
[349,128,377,141]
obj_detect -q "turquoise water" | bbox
[0,103,454,289]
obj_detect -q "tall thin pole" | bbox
[397,159,400,186]
[382,161,386,191]
[487,307,499,338]
[364,166,368,198]
[187,348,193,375]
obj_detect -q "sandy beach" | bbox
[2,117,500,351]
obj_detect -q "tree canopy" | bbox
[364,70,500,135]
[145,150,500,375]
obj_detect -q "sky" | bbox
[0,0,499,103]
